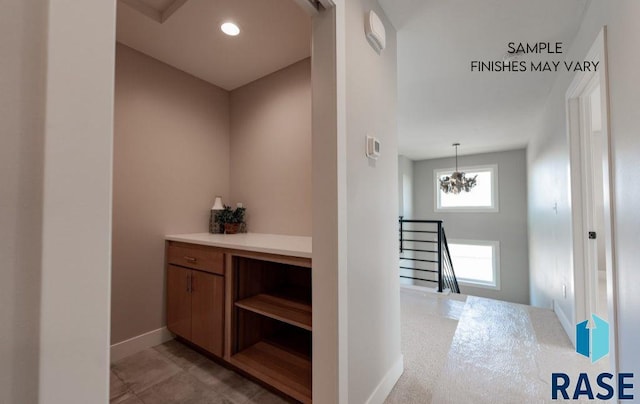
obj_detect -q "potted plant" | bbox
[216,205,246,234]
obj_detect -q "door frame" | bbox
[566,27,618,372]
[42,0,342,401]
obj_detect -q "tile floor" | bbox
[110,340,289,404]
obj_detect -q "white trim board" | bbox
[365,355,404,404]
[554,300,575,347]
[110,327,174,363]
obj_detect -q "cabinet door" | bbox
[167,265,191,340]
[191,271,224,356]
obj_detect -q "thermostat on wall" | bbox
[366,136,381,159]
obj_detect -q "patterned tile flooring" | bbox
[110,340,289,404]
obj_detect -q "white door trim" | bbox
[566,27,619,373]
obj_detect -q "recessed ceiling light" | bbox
[221,22,240,36]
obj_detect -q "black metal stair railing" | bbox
[399,217,460,294]
[440,228,460,294]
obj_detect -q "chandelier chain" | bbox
[455,144,458,171]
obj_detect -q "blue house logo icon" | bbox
[576,314,609,363]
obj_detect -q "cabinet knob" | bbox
[184,256,197,264]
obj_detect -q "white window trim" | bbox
[434,164,499,213]
[448,239,501,290]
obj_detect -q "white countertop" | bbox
[165,233,312,259]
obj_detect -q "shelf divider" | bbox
[235,293,312,331]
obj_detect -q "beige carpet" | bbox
[431,296,546,403]
[385,289,467,404]
[390,291,608,404]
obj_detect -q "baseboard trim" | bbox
[554,301,575,347]
[365,355,404,404]
[110,327,174,363]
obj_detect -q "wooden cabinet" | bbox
[191,270,224,354]
[168,242,224,275]
[166,243,225,357]
[166,265,192,340]
[165,237,313,402]
[229,257,312,403]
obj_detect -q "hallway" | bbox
[387,289,607,403]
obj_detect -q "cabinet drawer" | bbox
[167,242,224,275]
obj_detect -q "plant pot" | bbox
[224,223,240,234]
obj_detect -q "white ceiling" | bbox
[117,0,311,90]
[378,0,589,160]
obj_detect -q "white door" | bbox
[566,28,618,372]
[579,79,607,321]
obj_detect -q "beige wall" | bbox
[344,0,402,402]
[310,6,349,402]
[40,0,117,401]
[3,0,116,400]
[0,0,47,402]
[112,44,230,344]
[229,58,312,236]
[607,1,640,374]
[310,5,349,401]
[112,46,312,344]
[528,0,640,375]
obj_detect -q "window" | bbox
[448,240,500,289]
[434,164,498,212]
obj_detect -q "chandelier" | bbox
[439,143,477,194]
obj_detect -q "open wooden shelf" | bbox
[235,293,312,331]
[230,341,311,404]
[231,257,313,402]
[264,327,311,359]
